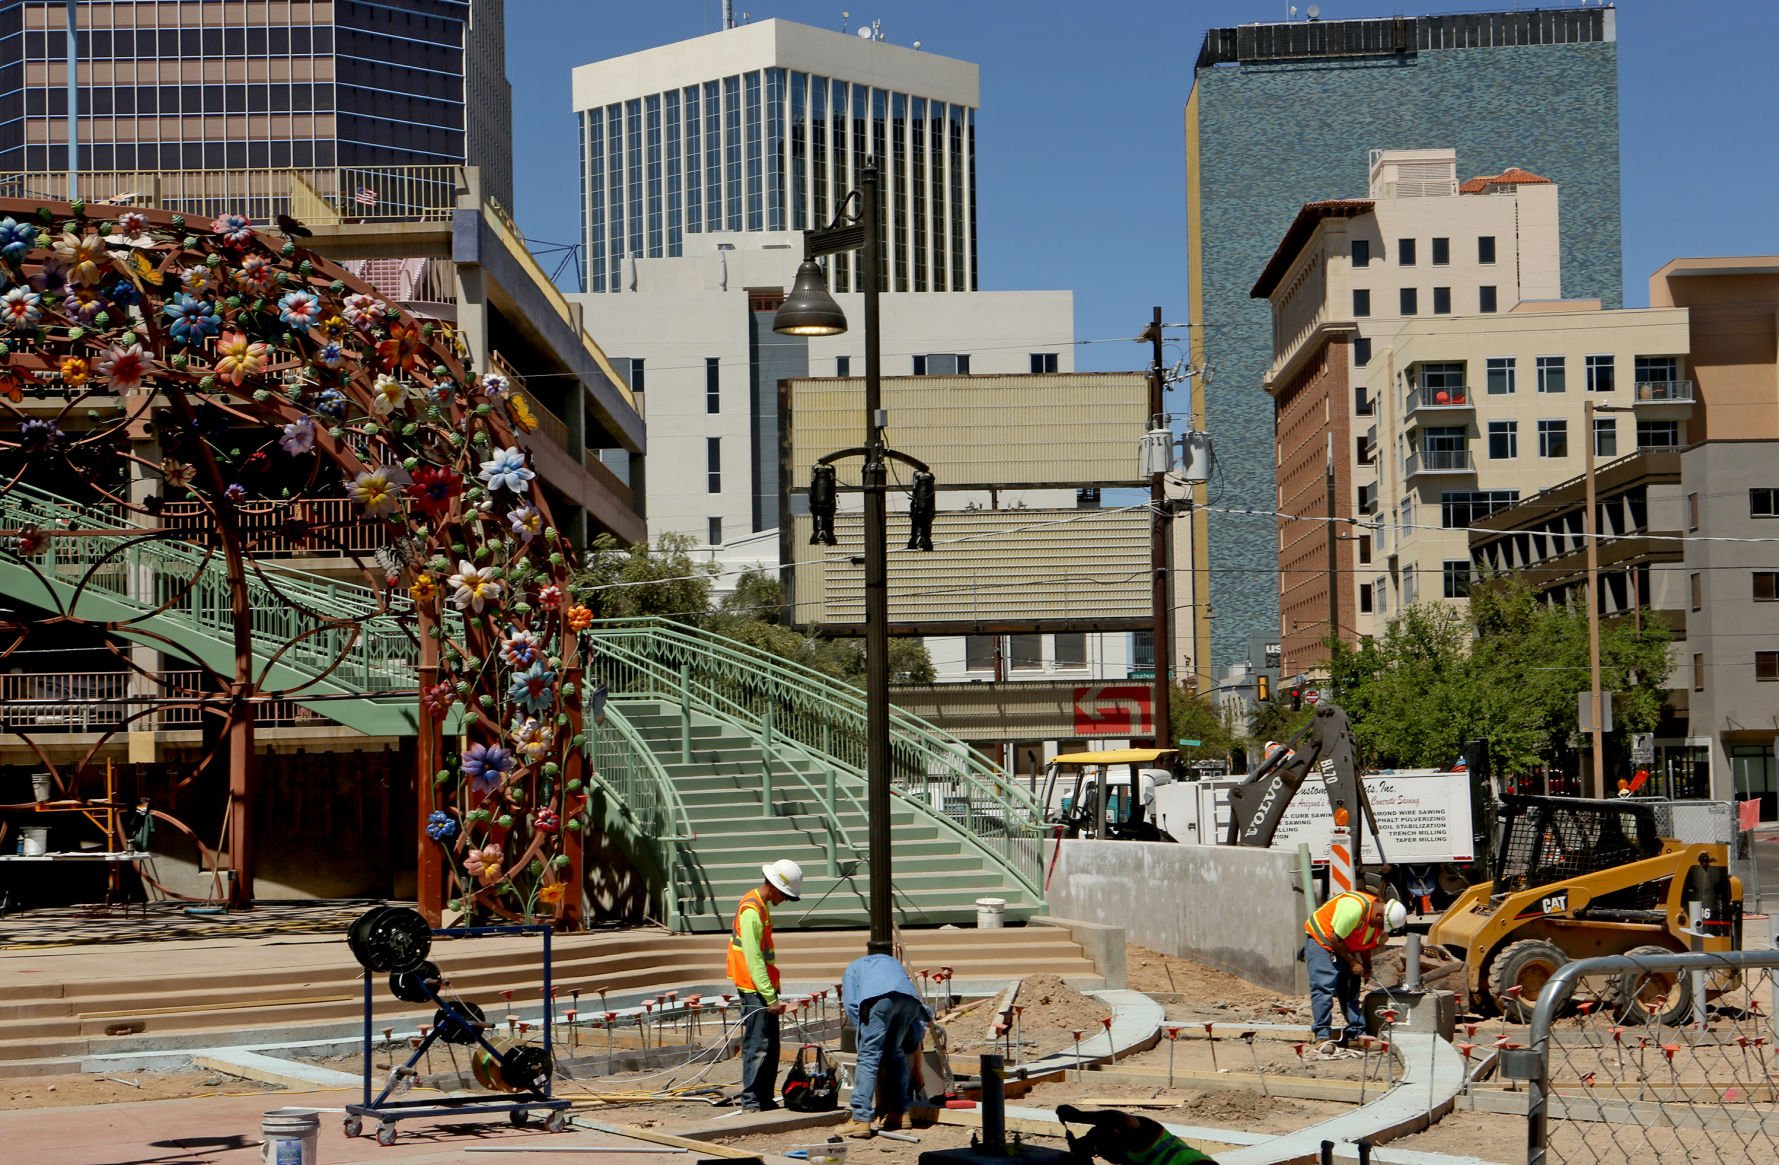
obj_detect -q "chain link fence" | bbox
[1516,947,1779,1165]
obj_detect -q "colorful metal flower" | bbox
[512,717,555,764]
[317,388,348,418]
[341,292,386,330]
[425,810,458,841]
[0,217,37,261]
[461,743,514,795]
[235,253,277,296]
[369,373,409,416]
[421,680,455,713]
[18,418,62,451]
[349,467,401,517]
[567,604,594,632]
[479,373,509,398]
[314,341,346,369]
[477,445,535,493]
[0,286,42,329]
[53,231,109,286]
[161,458,196,489]
[97,343,153,392]
[532,806,560,834]
[62,286,104,324]
[537,584,563,610]
[278,415,316,455]
[507,504,543,543]
[59,356,89,387]
[163,293,220,346]
[277,289,321,332]
[15,526,47,556]
[536,881,567,904]
[376,321,422,371]
[213,330,270,385]
[404,466,462,517]
[410,573,440,604]
[501,627,543,668]
[448,560,502,612]
[508,660,557,714]
[210,213,256,248]
[464,843,504,884]
[224,482,248,503]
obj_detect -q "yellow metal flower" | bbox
[537,882,567,905]
[409,573,438,603]
[59,356,90,387]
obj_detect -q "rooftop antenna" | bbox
[722,0,734,30]
[841,10,850,34]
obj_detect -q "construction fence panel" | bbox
[1521,947,1779,1165]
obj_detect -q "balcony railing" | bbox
[1405,448,1476,477]
[0,166,461,225]
[92,499,387,557]
[1634,379,1695,403]
[0,670,327,733]
[1405,384,1475,415]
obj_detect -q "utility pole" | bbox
[1583,399,1605,799]
[1144,307,1171,749]
[1326,433,1339,664]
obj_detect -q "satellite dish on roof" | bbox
[857,25,873,38]
[1307,5,1321,18]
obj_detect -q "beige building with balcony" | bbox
[1254,149,1697,673]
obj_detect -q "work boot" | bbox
[877,1113,905,1132]
[1315,1039,1339,1058]
[839,1119,876,1139]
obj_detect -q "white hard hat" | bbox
[1384,898,1409,933]
[763,859,803,901]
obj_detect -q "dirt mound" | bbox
[1125,945,1301,1019]
[1181,1088,1299,1123]
[1009,974,1113,1039]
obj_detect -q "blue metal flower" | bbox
[0,217,37,261]
[508,660,557,715]
[317,388,348,418]
[162,294,219,346]
[425,810,458,841]
[461,742,514,796]
[477,445,535,494]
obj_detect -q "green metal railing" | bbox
[0,480,420,695]
[583,618,1047,900]
[587,706,696,930]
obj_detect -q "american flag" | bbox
[354,187,379,208]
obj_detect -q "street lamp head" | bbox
[772,260,848,336]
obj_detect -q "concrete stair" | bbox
[0,923,1100,1075]
[611,701,1039,932]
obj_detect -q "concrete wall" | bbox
[1043,839,1307,995]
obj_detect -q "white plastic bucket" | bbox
[29,773,51,803]
[261,1108,319,1165]
[975,897,1006,929]
[20,828,49,857]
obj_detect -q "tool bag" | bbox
[781,1044,841,1112]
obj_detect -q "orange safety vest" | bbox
[726,887,780,993]
[1305,891,1384,953]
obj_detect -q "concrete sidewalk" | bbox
[0,1087,697,1164]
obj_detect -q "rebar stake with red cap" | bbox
[1072,1029,1084,1071]
[1101,1016,1115,1064]
[1164,1026,1181,1087]
[1202,1022,1218,1073]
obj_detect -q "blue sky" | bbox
[508,1,1779,372]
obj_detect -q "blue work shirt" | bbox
[842,954,930,1038]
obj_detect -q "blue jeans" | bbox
[738,992,781,1111]
[1305,935,1364,1042]
[851,991,923,1122]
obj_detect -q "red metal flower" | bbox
[404,466,463,517]
[376,321,422,372]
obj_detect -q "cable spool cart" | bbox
[342,906,571,1146]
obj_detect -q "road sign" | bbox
[1177,738,1202,748]
[1631,732,1655,766]
[1578,691,1615,734]
[1073,684,1152,736]
[1304,689,1322,706]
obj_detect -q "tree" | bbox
[1167,684,1240,767]
[569,532,715,622]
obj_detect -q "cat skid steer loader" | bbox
[1428,794,1741,1023]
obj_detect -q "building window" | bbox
[1479,285,1498,313]
[1486,357,1517,395]
[1694,653,1706,691]
[1353,288,1371,317]
[1433,286,1452,314]
[1691,572,1703,610]
[708,516,723,546]
[1594,416,1618,458]
[1358,535,1372,565]
[1054,632,1087,669]
[1132,631,1155,671]
[1354,337,1372,366]
[1756,572,1779,602]
[706,437,721,492]
[1402,564,1418,605]
[1690,492,1702,530]
[1355,434,1371,465]
[1533,355,1565,394]
[1352,239,1371,268]
[1009,634,1043,672]
[1634,356,1679,388]
[1400,287,1418,316]
[1419,362,1465,393]
[1029,352,1058,373]
[1398,238,1417,266]
[1759,652,1779,683]
[1431,237,1450,266]
[1753,488,1779,518]
[627,358,647,393]
[1538,419,1569,458]
[1358,583,1374,614]
[914,353,969,376]
[1636,420,1679,449]
[836,355,851,376]
[1441,490,1520,528]
[1357,482,1377,515]
[705,357,720,413]
[1478,235,1497,264]
[1487,420,1518,460]
[1355,386,1372,416]
[1442,560,1472,598]
[965,635,997,671]
[1586,354,1615,392]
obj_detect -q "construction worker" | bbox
[1057,1104,1219,1165]
[838,952,930,1138]
[1303,889,1407,1055]
[728,858,802,1112]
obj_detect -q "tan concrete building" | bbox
[1254,149,1696,675]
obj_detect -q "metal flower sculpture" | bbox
[0,199,587,926]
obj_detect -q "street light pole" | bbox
[774,162,894,957]
[1144,307,1171,746]
[1584,399,1604,799]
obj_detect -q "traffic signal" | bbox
[1256,674,1270,702]
[809,464,838,545]
[1289,687,1302,711]
[906,470,936,551]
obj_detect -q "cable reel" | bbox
[347,906,433,974]
[388,961,441,1004]
[432,1000,486,1045]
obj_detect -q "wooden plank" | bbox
[569,1118,777,1158]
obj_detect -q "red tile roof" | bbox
[1458,166,1553,194]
